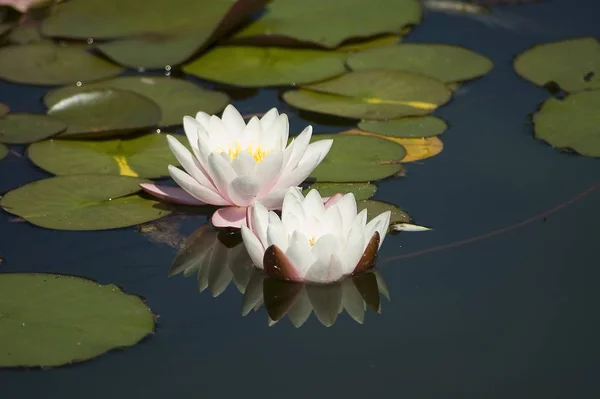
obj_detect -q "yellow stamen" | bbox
[214,140,272,162]
[309,236,316,246]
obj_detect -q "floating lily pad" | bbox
[341,129,444,162]
[96,31,212,69]
[283,70,451,120]
[47,89,161,139]
[0,103,8,116]
[309,134,405,182]
[183,46,346,87]
[28,133,187,178]
[357,200,410,225]
[0,114,67,144]
[0,143,7,160]
[44,76,228,127]
[347,44,493,83]
[231,0,422,48]
[0,43,124,85]
[337,34,401,52]
[514,37,600,92]
[7,23,43,44]
[41,0,255,39]
[358,116,447,138]
[533,89,600,157]
[0,175,172,230]
[303,182,377,200]
[0,23,12,36]
[0,273,155,368]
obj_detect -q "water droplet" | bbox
[165,65,172,71]
[76,81,83,87]
[290,81,297,87]
[137,67,146,73]
[108,198,112,201]
[156,129,161,134]
[77,342,81,346]
[22,323,25,326]
[87,38,94,44]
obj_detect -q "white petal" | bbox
[302,189,325,217]
[273,150,321,190]
[281,192,306,227]
[341,279,365,324]
[221,104,246,134]
[195,111,211,130]
[323,205,343,238]
[304,254,345,284]
[306,138,333,164]
[266,218,289,252]
[364,211,391,249]
[208,115,234,143]
[231,151,256,176]
[183,116,202,154]
[255,188,290,210]
[342,222,366,274]
[285,231,314,277]
[262,114,289,150]
[166,135,215,190]
[241,225,265,269]
[168,165,229,205]
[281,125,312,173]
[228,176,261,206]
[310,234,340,266]
[243,116,262,145]
[207,152,237,202]
[306,282,342,326]
[255,150,284,195]
[335,193,358,235]
[259,108,279,131]
[250,201,270,248]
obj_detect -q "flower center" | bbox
[216,140,271,163]
[309,236,316,246]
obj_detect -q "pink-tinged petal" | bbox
[304,253,345,284]
[221,104,246,133]
[168,165,230,205]
[263,245,303,282]
[241,225,266,268]
[139,183,206,206]
[364,210,391,249]
[228,176,261,206]
[166,135,215,190]
[306,282,342,326]
[255,188,289,210]
[324,193,343,209]
[273,150,321,190]
[259,108,279,131]
[286,288,312,328]
[255,150,284,196]
[352,232,380,275]
[211,206,247,229]
[207,152,237,202]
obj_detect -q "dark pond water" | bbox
[1,0,599,397]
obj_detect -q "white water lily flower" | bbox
[140,104,333,228]
[241,188,391,284]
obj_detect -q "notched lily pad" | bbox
[44,76,228,127]
[231,0,422,48]
[0,114,67,144]
[303,182,377,200]
[47,88,161,139]
[283,70,451,120]
[533,89,600,157]
[28,133,188,178]
[0,175,172,230]
[0,43,124,85]
[0,273,155,368]
[514,37,600,92]
[357,199,410,226]
[347,43,493,83]
[309,133,406,182]
[358,116,447,138]
[183,46,346,87]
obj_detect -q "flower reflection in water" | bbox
[169,223,390,327]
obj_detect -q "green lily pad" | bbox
[514,37,600,92]
[44,76,228,127]
[0,103,8,116]
[231,0,422,48]
[337,34,401,53]
[533,89,600,157]
[0,143,7,160]
[7,23,43,44]
[358,116,447,138]
[0,114,67,144]
[283,70,451,120]
[0,43,124,85]
[0,175,172,230]
[96,31,212,69]
[357,199,410,225]
[183,46,346,87]
[47,89,161,139]
[347,43,493,83]
[303,182,377,200]
[0,23,12,37]
[309,134,405,182]
[0,273,155,368]
[41,0,250,39]
[28,133,187,178]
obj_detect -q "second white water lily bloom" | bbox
[241,188,391,284]
[150,104,333,228]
